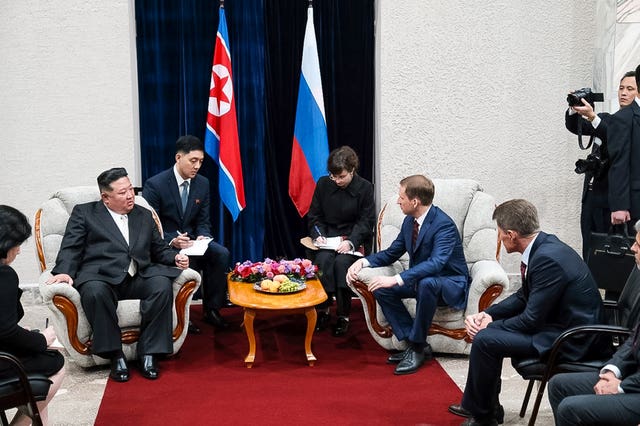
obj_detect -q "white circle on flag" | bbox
[208,64,233,117]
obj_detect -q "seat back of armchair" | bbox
[35,186,163,272]
[378,178,498,268]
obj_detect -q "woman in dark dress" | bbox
[0,205,65,426]
[308,146,376,336]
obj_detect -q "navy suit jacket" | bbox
[143,168,212,244]
[365,205,469,310]
[607,100,640,218]
[52,202,181,286]
[486,232,603,360]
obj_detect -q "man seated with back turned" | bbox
[347,174,469,375]
[547,219,640,426]
[46,167,190,382]
[143,135,231,330]
[448,199,604,426]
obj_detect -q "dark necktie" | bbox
[412,219,419,250]
[520,261,528,294]
[181,181,189,212]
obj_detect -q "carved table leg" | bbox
[243,308,257,368]
[304,307,317,366]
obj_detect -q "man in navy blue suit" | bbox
[347,175,469,375]
[143,135,231,329]
[448,199,604,426]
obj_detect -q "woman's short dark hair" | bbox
[0,205,32,259]
[327,146,359,175]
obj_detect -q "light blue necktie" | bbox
[181,181,189,212]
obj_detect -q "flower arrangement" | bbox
[231,258,318,282]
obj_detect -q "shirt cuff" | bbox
[601,364,621,378]
[361,258,370,268]
[395,274,404,286]
[591,115,601,128]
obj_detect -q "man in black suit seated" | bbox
[547,219,640,426]
[448,199,604,426]
[46,167,190,382]
[143,135,231,330]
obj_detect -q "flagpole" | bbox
[220,0,224,8]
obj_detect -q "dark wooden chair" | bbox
[0,352,52,426]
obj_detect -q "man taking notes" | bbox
[143,135,231,329]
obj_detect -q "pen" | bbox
[314,225,322,237]
[45,318,49,328]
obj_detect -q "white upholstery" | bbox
[349,178,509,355]
[35,186,200,367]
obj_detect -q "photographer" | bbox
[566,70,637,259]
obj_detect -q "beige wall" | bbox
[376,0,598,271]
[0,1,139,282]
[2,1,601,282]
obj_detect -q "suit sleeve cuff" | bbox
[601,364,621,378]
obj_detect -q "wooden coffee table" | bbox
[227,275,327,368]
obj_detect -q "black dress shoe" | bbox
[394,348,425,375]
[315,312,330,332]
[332,317,349,336]
[387,344,433,364]
[188,320,201,334]
[203,309,228,328]
[109,356,129,382]
[460,417,498,426]
[139,355,159,380]
[387,348,411,364]
[449,404,504,424]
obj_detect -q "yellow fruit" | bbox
[269,282,281,292]
[260,279,272,290]
[273,274,289,283]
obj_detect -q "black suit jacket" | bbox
[52,202,181,286]
[565,110,611,203]
[607,100,640,218]
[486,232,603,360]
[307,174,376,253]
[143,168,212,244]
[610,323,640,393]
[0,265,47,354]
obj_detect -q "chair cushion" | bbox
[0,375,52,402]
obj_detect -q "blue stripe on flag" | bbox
[293,75,329,181]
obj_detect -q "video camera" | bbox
[567,87,604,107]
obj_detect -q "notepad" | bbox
[179,237,212,256]
[313,236,364,257]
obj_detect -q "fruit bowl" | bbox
[253,277,307,294]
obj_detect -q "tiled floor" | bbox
[17,291,554,426]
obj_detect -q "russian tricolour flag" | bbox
[288,6,329,217]
[204,7,246,221]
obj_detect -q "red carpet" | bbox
[95,303,463,425]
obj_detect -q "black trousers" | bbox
[461,327,537,420]
[77,274,174,358]
[549,371,640,425]
[314,251,359,317]
[190,240,230,311]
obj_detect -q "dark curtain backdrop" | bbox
[135,0,374,265]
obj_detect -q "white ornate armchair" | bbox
[348,178,509,355]
[35,186,201,367]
